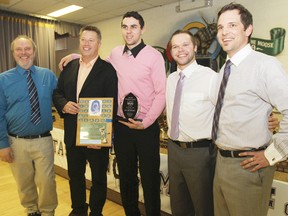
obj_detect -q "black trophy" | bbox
[119,92,142,122]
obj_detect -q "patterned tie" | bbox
[170,72,185,140]
[26,70,41,125]
[211,60,232,141]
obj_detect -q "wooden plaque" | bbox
[76,97,113,147]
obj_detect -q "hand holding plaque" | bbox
[76,98,113,147]
[119,92,142,122]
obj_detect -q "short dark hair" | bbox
[168,30,198,49]
[79,25,102,42]
[218,2,253,31]
[122,11,145,29]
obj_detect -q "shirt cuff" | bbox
[264,142,284,165]
[0,140,10,149]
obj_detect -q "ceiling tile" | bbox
[0,0,179,24]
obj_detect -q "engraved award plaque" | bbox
[119,92,142,121]
[76,98,113,147]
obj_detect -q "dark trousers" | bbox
[66,146,109,216]
[168,139,216,216]
[114,121,161,216]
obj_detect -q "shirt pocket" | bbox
[182,93,206,110]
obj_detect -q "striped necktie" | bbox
[170,71,185,140]
[26,70,41,125]
[211,60,232,141]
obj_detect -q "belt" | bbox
[8,131,51,139]
[219,146,267,158]
[170,139,212,149]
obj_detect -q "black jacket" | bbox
[53,57,118,148]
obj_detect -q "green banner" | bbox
[250,28,286,56]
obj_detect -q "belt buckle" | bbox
[180,142,187,148]
[230,151,235,158]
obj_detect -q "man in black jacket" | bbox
[53,26,118,216]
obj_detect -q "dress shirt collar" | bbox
[16,64,36,76]
[176,60,198,79]
[229,44,252,66]
[123,40,146,58]
[79,55,98,67]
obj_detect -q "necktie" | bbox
[170,72,185,140]
[126,49,132,56]
[26,70,41,125]
[211,60,232,141]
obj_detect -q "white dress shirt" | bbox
[215,44,288,165]
[166,60,218,142]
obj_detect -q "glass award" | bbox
[119,92,142,121]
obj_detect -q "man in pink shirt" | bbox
[59,11,166,216]
[108,11,166,216]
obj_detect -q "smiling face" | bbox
[12,37,36,70]
[121,17,144,49]
[217,9,253,58]
[170,32,197,70]
[79,30,101,62]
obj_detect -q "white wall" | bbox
[93,0,288,71]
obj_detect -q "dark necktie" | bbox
[211,60,232,141]
[170,72,185,140]
[26,70,41,125]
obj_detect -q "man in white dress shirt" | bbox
[166,29,218,216]
[213,3,288,216]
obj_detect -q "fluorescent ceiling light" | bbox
[47,5,83,17]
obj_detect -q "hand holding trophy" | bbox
[119,92,142,122]
[118,93,144,130]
